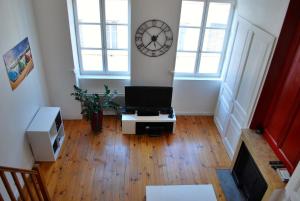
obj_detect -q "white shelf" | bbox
[122,113,176,122]
[50,133,58,145]
[122,111,176,134]
[54,135,64,160]
[27,107,65,162]
[50,124,63,145]
[27,107,60,132]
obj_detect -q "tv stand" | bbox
[122,111,176,134]
[137,109,159,116]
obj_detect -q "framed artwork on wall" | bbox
[2,37,34,90]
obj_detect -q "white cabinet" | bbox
[214,16,275,158]
[122,112,176,134]
[27,107,65,161]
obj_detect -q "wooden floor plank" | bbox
[39,116,231,201]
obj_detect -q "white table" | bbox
[146,185,218,201]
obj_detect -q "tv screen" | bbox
[125,86,173,108]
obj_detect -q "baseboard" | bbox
[63,111,215,119]
[62,114,82,120]
[174,111,214,116]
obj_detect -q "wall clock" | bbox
[135,19,173,57]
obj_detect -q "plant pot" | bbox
[91,110,103,133]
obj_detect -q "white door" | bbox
[214,16,275,158]
[214,17,251,136]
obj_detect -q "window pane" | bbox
[81,50,103,71]
[107,50,128,71]
[79,25,102,48]
[105,0,128,24]
[202,29,225,52]
[199,53,221,74]
[76,0,100,23]
[106,25,128,49]
[206,2,231,28]
[177,28,200,51]
[180,1,204,27]
[175,52,196,73]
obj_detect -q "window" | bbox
[175,0,233,77]
[74,0,129,75]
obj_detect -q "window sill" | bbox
[174,76,222,81]
[77,74,131,80]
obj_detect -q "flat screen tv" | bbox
[125,86,173,109]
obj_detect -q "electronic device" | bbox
[269,161,285,170]
[122,86,175,135]
[269,161,283,165]
[276,168,290,182]
[168,112,174,119]
[124,108,136,114]
[125,86,173,110]
[160,107,173,114]
[137,109,159,116]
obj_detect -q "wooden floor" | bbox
[39,116,231,201]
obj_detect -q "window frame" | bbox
[72,0,130,76]
[175,0,235,78]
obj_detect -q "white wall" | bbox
[30,0,221,117]
[0,0,49,198]
[237,0,289,37]
[79,79,130,94]
[0,0,49,169]
[78,78,221,115]
[172,79,221,115]
[31,0,82,119]
[130,0,181,86]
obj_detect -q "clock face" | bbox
[135,19,173,57]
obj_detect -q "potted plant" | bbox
[71,85,119,133]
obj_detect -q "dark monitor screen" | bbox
[125,86,173,108]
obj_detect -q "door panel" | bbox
[235,27,275,127]
[265,43,300,171]
[224,22,251,93]
[215,84,234,135]
[215,17,250,137]
[232,101,246,127]
[214,97,230,135]
[225,115,242,157]
[265,44,300,146]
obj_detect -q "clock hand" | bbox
[155,26,167,37]
[145,40,153,48]
[154,42,156,48]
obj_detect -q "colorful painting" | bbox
[3,37,34,90]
